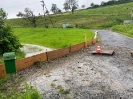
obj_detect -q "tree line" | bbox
[16,0,133,28]
[16,0,79,28]
[90,0,133,9]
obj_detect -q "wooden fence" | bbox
[0,38,98,79]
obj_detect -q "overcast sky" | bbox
[0,0,109,19]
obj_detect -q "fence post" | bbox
[84,34,87,47]
[46,51,48,61]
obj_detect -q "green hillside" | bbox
[6,2,133,29]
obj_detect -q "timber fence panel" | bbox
[16,57,33,71]
[0,64,7,78]
[71,42,85,53]
[16,52,47,71]
[47,47,70,60]
[32,52,47,62]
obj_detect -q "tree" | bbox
[0,8,22,54]
[57,8,62,13]
[51,4,61,14]
[51,4,58,14]
[64,0,78,14]
[45,10,49,14]
[90,2,94,7]
[0,8,7,19]
[63,3,69,12]
[16,8,40,27]
[40,0,47,28]
[40,0,54,28]
[101,1,106,6]
[81,5,85,9]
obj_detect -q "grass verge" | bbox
[111,24,133,38]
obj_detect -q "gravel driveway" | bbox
[98,30,133,49]
[18,30,133,99]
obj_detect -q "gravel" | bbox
[16,30,133,99]
[98,29,133,49]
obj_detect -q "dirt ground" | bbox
[16,44,133,99]
[3,30,133,99]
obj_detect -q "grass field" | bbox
[6,2,133,29]
[13,28,94,48]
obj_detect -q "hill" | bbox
[6,2,133,29]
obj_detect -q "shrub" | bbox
[66,25,73,28]
[0,9,22,55]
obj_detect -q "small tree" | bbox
[0,8,22,54]
[57,8,62,13]
[16,8,40,27]
[45,10,49,14]
[63,0,78,14]
[90,2,94,7]
[81,5,85,9]
[51,4,58,14]
[101,1,106,6]
[63,3,69,12]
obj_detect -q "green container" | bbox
[3,52,16,74]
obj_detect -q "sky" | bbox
[0,0,109,19]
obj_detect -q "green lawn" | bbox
[13,28,94,48]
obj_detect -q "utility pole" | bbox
[40,0,54,28]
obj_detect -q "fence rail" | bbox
[0,38,98,79]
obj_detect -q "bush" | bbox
[0,25,22,54]
[0,9,22,55]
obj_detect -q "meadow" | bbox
[6,2,133,29]
[13,28,94,48]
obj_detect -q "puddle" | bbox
[20,44,54,57]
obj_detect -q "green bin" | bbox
[3,52,16,74]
